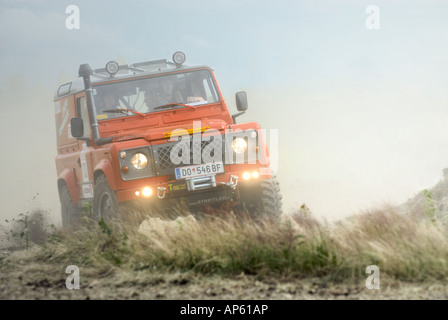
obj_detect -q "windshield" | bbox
[92,69,220,120]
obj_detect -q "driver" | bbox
[145,77,183,109]
[100,91,120,110]
[145,77,204,109]
[94,89,122,120]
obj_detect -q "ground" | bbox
[1,249,447,300]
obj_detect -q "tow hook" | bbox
[221,175,239,190]
[157,187,166,199]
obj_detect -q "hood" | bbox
[108,118,231,143]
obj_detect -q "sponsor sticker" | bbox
[82,183,93,198]
[167,182,187,192]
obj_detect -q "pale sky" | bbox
[1,0,448,223]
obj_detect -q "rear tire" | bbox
[60,184,80,228]
[92,174,118,220]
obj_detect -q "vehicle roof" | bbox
[54,60,211,100]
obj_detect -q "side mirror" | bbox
[71,117,84,138]
[235,91,248,111]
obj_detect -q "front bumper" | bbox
[116,168,268,206]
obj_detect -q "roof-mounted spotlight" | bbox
[105,60,119,77]
[172,51,186,67]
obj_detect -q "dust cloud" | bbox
[0,75,60,224]
[2,2,448,225]
[230,80,448,220]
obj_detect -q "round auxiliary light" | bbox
[142,187,152,197]
[105,60,119,76]
[243,172,251,180]
[172,51,186,66]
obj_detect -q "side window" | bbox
[76,97,91,139]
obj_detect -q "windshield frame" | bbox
[92,68,221,121]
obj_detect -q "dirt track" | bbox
[1,249,447,300]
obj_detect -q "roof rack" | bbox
[54,52,191,99]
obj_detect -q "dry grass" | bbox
[1,203,441,284]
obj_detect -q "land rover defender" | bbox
[54,52,282,225]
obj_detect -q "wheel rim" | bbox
[98,192,113,218]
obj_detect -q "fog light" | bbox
[252,171,259,179]
[106,60,119,76]
[243,172,251,180]
[135,191,140,196]
[142,187,152,197]
[172,51,186,66]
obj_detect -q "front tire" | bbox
[60,184,80,228]
[237,176,283,220]
[92,174,118,220]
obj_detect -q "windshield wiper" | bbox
[153,103,196,110]
[102,108,146,117]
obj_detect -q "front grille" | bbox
[153,137,225,176]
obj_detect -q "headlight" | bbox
[232,137,247,154]
[130,153,148,170]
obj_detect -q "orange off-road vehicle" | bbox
[54,52,282,226]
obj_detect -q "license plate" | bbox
[175,162,224,179]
